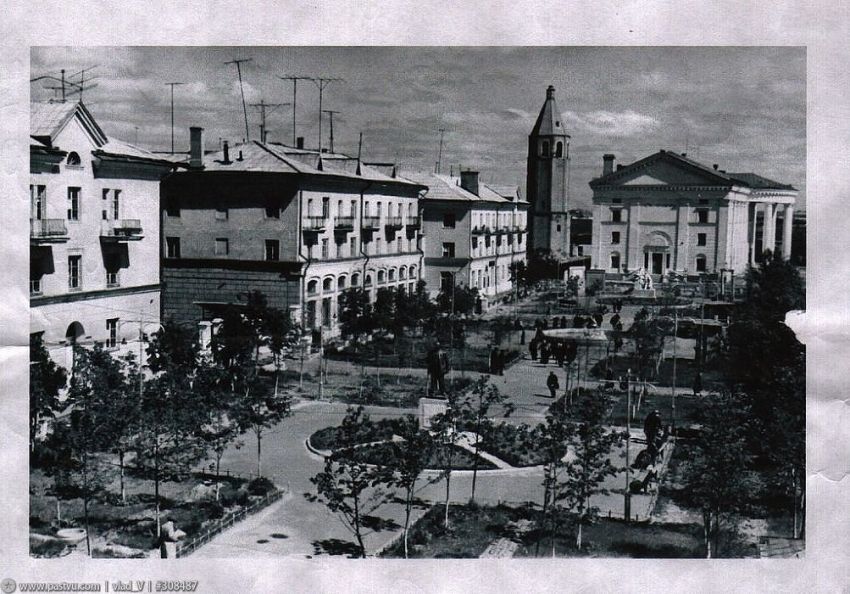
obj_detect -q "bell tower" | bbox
[526,85,571,261]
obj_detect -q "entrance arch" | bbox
[65,321,85,344]
[644,231,672,275]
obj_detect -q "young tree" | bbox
[558,389,623,551]
[30,333,67,453]
[628,308,668,381]
[428,387,465,528]
[386,414,434,558]
[309,407,390,557]
[233,373,292,478]
[681,390,756,557]
[436,283,479,316]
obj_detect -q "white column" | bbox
[782,204,794,260]
[749,203,758,265]
[763,203,776,257]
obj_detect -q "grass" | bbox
[347,442,497,471]
[477,423,548,467]
[591,354,726,390]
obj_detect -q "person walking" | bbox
[547,371,560,399]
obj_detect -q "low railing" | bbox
[361,216,381,230]
[405,216,421,228]
[334,215,355,230]
[303,216,327,231]
[176,487,287,558]
[385,216,404,228]
[30,218,68,239]
[101,219,143,239]
[472,225,490,235]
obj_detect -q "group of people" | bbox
[529,335,579,367]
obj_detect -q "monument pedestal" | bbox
[418,397,448,429]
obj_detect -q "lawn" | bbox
[591,354,727,390]
[349,443,497,471]
[477,423,548,467]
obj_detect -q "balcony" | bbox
[100,219,143,241]
[361,216,381,231]
[472,225,490,235]
[385,216,404,230]
[333,215,355,231]
[30,219,69,243]
[405,216,421,229]
[303,216,327,232]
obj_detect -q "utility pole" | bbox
[250,99,290,143]
[225,58,252,142]
[436,128,446,174]
[311,77,343,153]
[322,109,341,154]
[671,307,678,431]
[624,368,632,522]
[165,82,185,154]
[279,75,312,146]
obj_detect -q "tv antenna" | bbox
[165,82,186,154]
[279,75,313,146]
[322,109,341,154]
[436,128,447,174]
[250,99,290,143]
[311,77,343,153]
[225,58,253,141]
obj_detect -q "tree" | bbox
[386,415,434,558]
[681,391,756,557]
[429,387,464,528]
[558,389,623,551]
[436,283,479,316]
[339,287,375,388]
[628,307,668,381]
[745,251,805,321]
[455,377,512,502]
[309,407,390,557]
[233,373,292,478]
[30,333,67,453]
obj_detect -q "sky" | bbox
[31,47,806,209]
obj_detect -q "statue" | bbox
[643,409,663,446]
[159,520,186,558]
[427,343,450,395]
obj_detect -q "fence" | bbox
[176,487,286,558]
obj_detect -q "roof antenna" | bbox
[356,132,363,175]
[436,128,446,174]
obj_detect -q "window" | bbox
[321,238,329,259]
[166,237,181,258]
[335,239,343,259]
[31,185,46,220]
[68,255,81,290]
[265,206,280,219]
[697,233,707,247]
[611,231,620,245]
[338,276,346,291]
[611,208,622,222]
[215,238,229,256]
[215,208,228,221]
[322,197,330,218]
[555,141,563,158]
[375,237,382,255]
[696,254,707,272]
[351,273,360,287]
[111,190,121,220]
[67,187,80,221]
[443,212,456,228]
[378,270,386,284]
[323,278,333,293]
[350,236,357,257]
[66,152,81,167]
[399,267,407,280]
[265,239,279,261]
[541,140,550,157]
[351,200,357,217]
[556,224,562,232]
[442,242,455,258]
[105,318,119,348]
[377,202,383,218]
[440,272,453,291]
[697,209,708,224]
[389,269,396,282]
[397,237,403,252]
[106,270,119,287]
[307,279,318,295]
[30,276,42,295]
[307,198,314,216]
[364,274,373,287]
[165,198,180,218]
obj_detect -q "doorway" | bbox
[651,252,664,275]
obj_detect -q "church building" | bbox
[588,150,797,278]
[526,85,572,261]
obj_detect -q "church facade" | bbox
[526,85,572,261]
[588,150,797,277]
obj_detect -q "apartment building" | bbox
[408,170,528,311]
[161,129,426,339]
[30,101,176,369]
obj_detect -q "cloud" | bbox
[562,110,660,137]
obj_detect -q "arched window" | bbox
[364,274,373,287]
[555,142,563,158]
[307,279,318,295]
[66,152,81,166]
[541,141,550,157]
[409,265,417,278]
[351,272,360,287]
[388,268,396,282]
[695,254,707,273]
[323,277,333,293]
[399,266,407,280]
[377,270,386,284]
[338,276,347,290]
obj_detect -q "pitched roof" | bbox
[530,86,570,138]
[590,149,797,191]
[405,172,524,205]
[30,101,107,146]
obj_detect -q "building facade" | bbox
[161,129,426,339]
[409,171,528,310]
[526,85,572,261]
[30,101,175,369]
[589,150,798,277]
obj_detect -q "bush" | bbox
[247,477,276,497]
[30,538,70,558]
[220,484,250,508]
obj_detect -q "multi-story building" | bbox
[30,101,176,369]
[408,170,528,310]
[589,149,798,277]
[161,129,426,339]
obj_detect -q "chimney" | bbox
[603,154,615,176]
[546,85,555,99]
[189,126,205,170]
[460,170,480,196]
[222,141,231,164]
[296,136,305,149]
